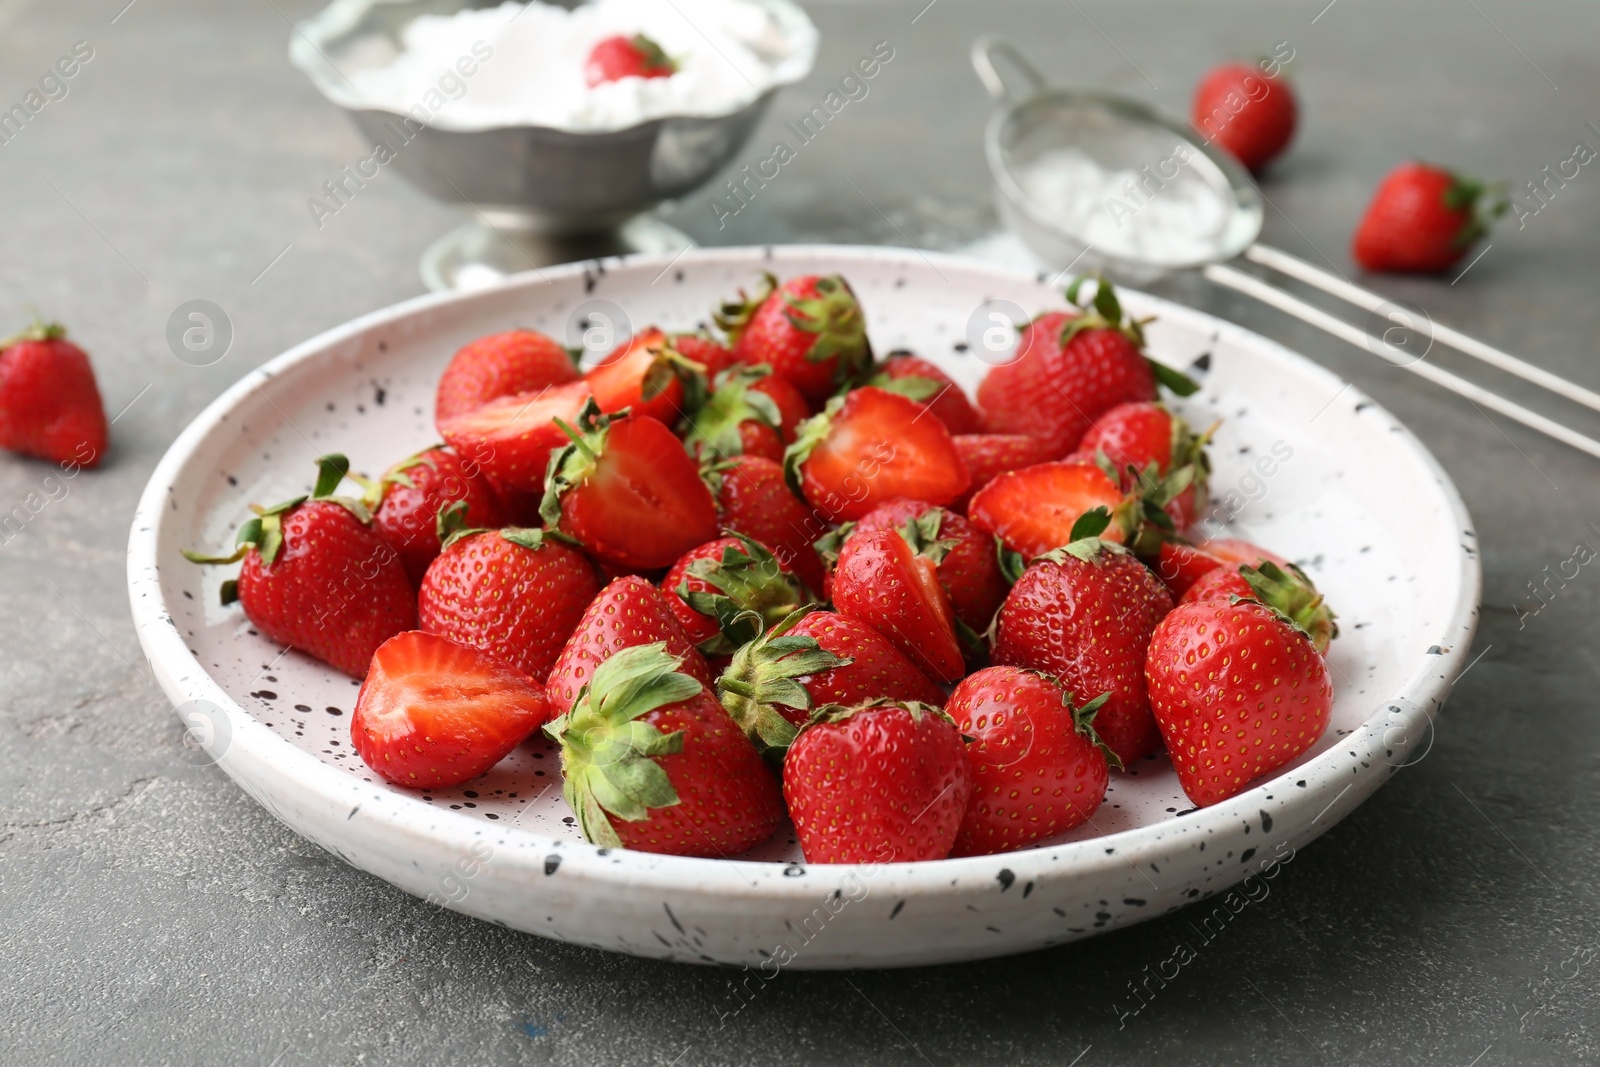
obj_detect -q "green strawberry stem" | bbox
[0,319,67,349]
[713,272,777,347]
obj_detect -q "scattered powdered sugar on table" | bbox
[335,0,815,133]
[1013,146,1231,265]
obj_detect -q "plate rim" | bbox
[127,243,1482,904]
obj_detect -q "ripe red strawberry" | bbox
[435,328,579,424]
[705,454,828,596]
[545,575,713,716]
[1183,560,1337,653]
[351,630,550,789]
[968,459,1132,561]
[584,33,678,87]
[786,386,969,523]
[869,351,982,434]
[1147,598,1334,807]
[681,365,807,464]
[585,327,698,426]
[540,403,718,570]
[1191,62,1297,172]
[439,378,593,492]
[363,446,506,585]
[784,699,973,864]
[977,276,1193,456]
[0,322,107,468]
[1152,537,1287,598]
[947,666,1113,856]
[418,516,601,685]
[831,527,965,683]
[670,332,737,379]
[661,533,806,655]
[951,433,1058,512]
[1152,539,1226,598]
[717,273,873,402]
[1352,162,1501,274]
[1079,401,1212,531]
[717,608,945,752]
[992,535,1173,765]
[827,499,1009,634]
[183,455,415,678]
[546,644,782,856]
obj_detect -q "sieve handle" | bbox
[971,35,1048,103]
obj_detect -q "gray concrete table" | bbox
[3,1,1598,1063]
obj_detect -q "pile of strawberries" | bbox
[188,271,1338,863]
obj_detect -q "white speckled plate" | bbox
[128,246,1480,968]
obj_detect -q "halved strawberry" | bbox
[968,459,1133,561]
[585,327,700,425]
[541,402,718,570]
[439,378,593,493]
[785,386,969,523]
[831,527,965,683]
[825,499,1011,636]
[435,328,580,424]
[351,630,550,790]
[868,351,983,434]
[950,433,1058,513]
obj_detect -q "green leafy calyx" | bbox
[780,274,873,381]
[539,399,615,530]
[678,532,806,655]
[542,643,699,848]
[716,608,850,755]
[681,364,783,461]
[1238,562,1338,653]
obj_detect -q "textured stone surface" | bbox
[2,0,1598,1063]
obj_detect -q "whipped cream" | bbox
[331,0,816,133]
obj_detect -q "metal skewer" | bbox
[1203,260,1600,460]
[1242,243,1600,417]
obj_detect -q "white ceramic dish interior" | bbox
[128,245,1480,969]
